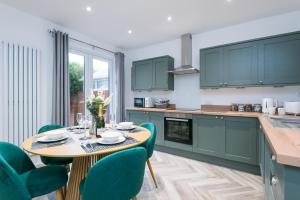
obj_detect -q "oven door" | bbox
[164,117,193,145]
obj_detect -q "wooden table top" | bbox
[22,127,151,158]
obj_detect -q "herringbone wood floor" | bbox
[34,151,264,200]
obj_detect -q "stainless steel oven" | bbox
[164,113,193,145]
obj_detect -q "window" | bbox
[69,53,85,126]
[68,47,113,125]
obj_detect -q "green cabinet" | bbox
[200,48,223,88]
[193,115,258,165]
[126,110,164,145]
[224,117,258,165]
[261,131,300,200]
[224,42,258,86]
[193,115,225,157]
[258,33,300,86]
[132,60,153,90]
[131,56,174,91]
[200,31,300,88]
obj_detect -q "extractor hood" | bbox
[168,33,199,75]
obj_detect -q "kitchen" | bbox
[125,15,300,199]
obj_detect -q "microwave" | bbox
[134,98,145,108]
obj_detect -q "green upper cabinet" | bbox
[224,42,259,86]
[131,56,174,91]
[200,31,300,88]
[258,33,300,85]
[200,47,223,88]
[193,115,225,157]
[132,60,153,91]
[224,117,258,165]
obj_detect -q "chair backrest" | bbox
[0,142,35,174]
[38,124,64,134]
[81,147,147,200]
[0,144,32,200]
[140,123,157,159]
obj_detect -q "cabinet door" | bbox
[200,48,224,88]
[133,60,153,90]
[148,112,164,145]
[193,115,225,157]
[259,33,300,85]
[127,111,148,125]
[224,117,258,165]
[153,57,169,90]
[224,42,258,86]
[259,125,265,183]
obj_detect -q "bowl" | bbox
[118,122,134,129]
[101,131,122,142]
[44,129,66,140]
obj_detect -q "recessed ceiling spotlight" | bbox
[128,30,133,34]
[167,16,172,22]
[86,6,92,12]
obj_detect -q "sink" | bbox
[268,115,300,129]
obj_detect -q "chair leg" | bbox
[56,188,65,200]
[147,160,158,188]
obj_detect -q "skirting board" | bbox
[155,145,260,175]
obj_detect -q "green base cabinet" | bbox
[200,31,300,89]
[193,115,258,165]
[131,56,174,91]
[193,115,225,157]
[261,130,300,200]
[126,111,164,145]
[224,117,258,165]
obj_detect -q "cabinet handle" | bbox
[223,82,228,86]
[215,116,219,119]
[259,80,263,84]
[271,176,279,185]
[271,155,276,161]
[220,116,224,119]
[259,125,262,129]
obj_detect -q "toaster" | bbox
[284,102,300,115]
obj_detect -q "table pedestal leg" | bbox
[65,155,106,200]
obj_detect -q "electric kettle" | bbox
[262,98,274,114]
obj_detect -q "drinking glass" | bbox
[109,114,116,129]
[79,115,92,140]
[76,113,83,134]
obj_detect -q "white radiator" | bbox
[0,42,40,146]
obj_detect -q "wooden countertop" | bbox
[127,107,300,167]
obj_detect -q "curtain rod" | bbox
[48,29,116,54]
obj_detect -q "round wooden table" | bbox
[22,128,151,200]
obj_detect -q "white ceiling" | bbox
[1,0,300,49]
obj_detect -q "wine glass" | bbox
[109,114,116,129]
[79,115,92,140]
[76,113,83,134]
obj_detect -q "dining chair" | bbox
[38,124,73,165]
[0,141,68,200]
[140,122,158,188]
[80,147,147,200]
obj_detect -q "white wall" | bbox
[125,10,300,109]
[0,3,117,140]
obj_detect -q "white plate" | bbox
[97,136,126,145]
[37,135,69,143]
[116,125,136,131]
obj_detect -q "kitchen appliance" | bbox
[168,34,199,75]
[144,97,154,108]
[134,98,145,108]
[253,104,262,113]
[262,98,274,114]
[284,102,300,115]
[164,112,193,145]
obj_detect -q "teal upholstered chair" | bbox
[0,142,68,200]
[80,147,147,200]
[38,124,73,165]
[140,123,158,188]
